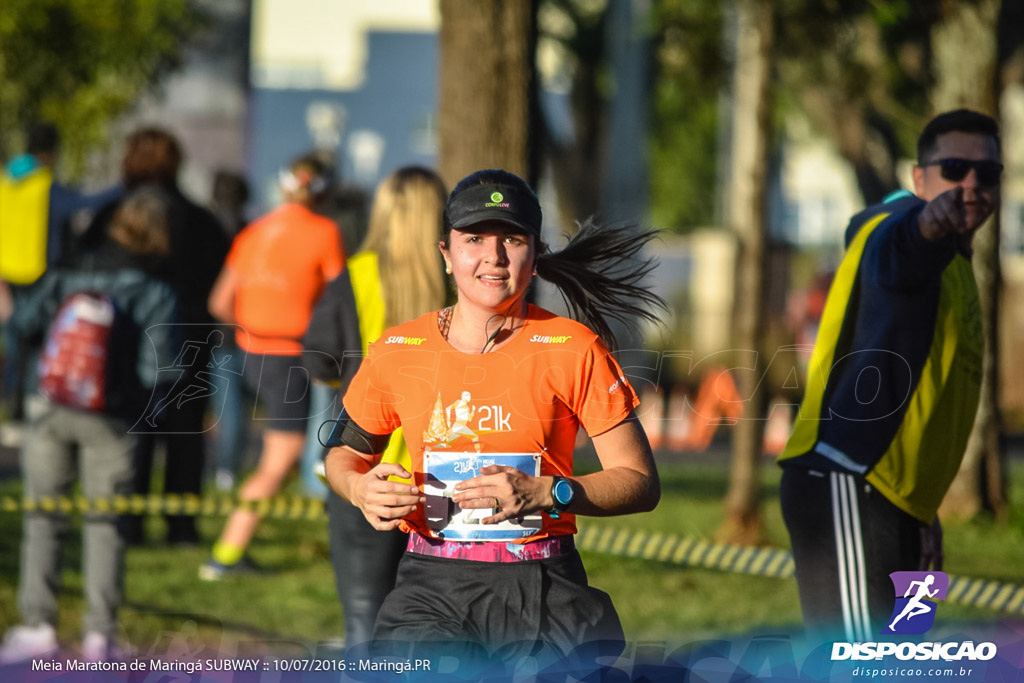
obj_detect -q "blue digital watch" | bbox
[549,476,575,518]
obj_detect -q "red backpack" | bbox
[37,291,118,412]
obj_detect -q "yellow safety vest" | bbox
[348,251,412,477]
[0,168,52,285]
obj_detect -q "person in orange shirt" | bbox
[323,169,664,662]
[202,152,344,578]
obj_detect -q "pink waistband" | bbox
[406,533,574,563]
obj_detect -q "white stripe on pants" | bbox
[831,472,871,642]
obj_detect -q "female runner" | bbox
[324,168,664,660]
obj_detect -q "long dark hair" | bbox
[445,169,665,349]
[536,218,664,349]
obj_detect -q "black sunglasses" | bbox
[921,158,1003,186]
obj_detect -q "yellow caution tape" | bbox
[2,494,1021,615]
[572,523,1024,615]
[3,494,323,519]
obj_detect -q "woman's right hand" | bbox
[351,463,424,531]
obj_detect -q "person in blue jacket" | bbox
[0,123,121,424]
[0,187,179,662]
[778,109,1001,642]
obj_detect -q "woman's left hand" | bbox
[451,465,550,524]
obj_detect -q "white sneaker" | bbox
[82,632,129,662]
[0,624,58,664]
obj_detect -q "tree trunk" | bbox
[540,4,608,228]
[789,14,904,206]
[438,0,539,188]
[931,0,1008,523]
[718,0,774,546]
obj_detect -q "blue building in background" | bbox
[248,31,438,213]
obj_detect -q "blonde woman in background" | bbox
[307,166,447,646]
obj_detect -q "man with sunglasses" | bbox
[778,109,1001,643]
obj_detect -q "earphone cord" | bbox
[480,316,507,354]
[480,296,527,354]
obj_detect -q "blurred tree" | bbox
[648,1,939,226]
[718,0,775,545]
[933,0,1008,523]
[775,0,935,205]
[535,0,657,377]
[437,0,539,188]
[649,0,725,232]
[536,0,609,227]
[0,0,204,177]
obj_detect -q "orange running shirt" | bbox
[227,203,344,354]
[342,304,640,541]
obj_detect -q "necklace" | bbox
[438,306,454,340]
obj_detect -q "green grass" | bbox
[1,459,1022,654]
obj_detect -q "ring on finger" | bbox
[493,497,500,509]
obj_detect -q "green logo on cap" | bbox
[490,192,504,203]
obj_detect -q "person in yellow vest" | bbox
[304,166,448,646]
[778,109,1001,642]
[0,124,120,425]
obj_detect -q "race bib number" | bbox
[422,452,542,541]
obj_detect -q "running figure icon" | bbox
[445,391,481,452]
[141,329,227,428]
[888,574,940,631]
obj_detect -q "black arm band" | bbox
[322,408,391,455]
